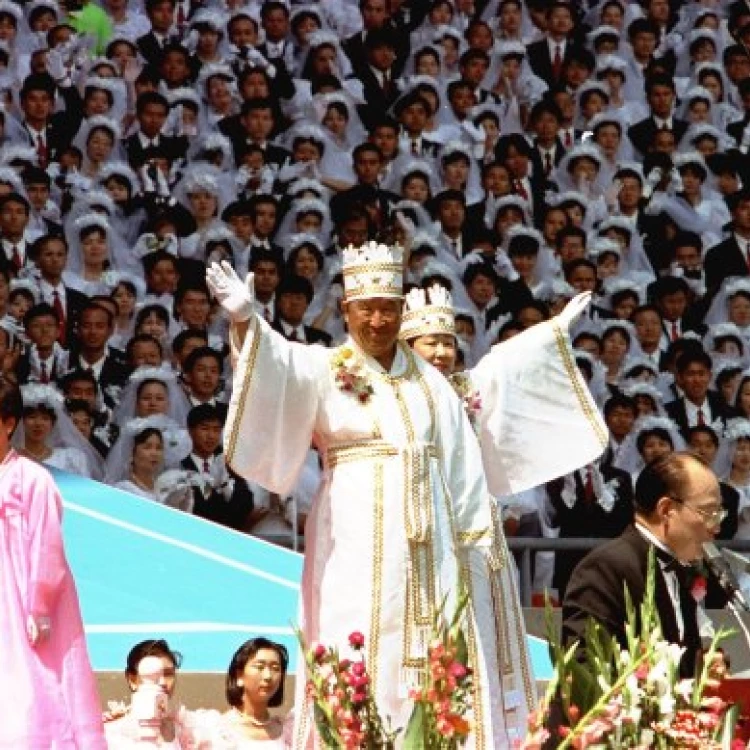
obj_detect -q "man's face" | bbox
[35,240,67,277]
[66,379,97,407]
[186,357,220,398]
[733,199,750,233]
[727,53,750,84]
[460,57,489,86]
[618,177,642,209]
[606,405,635,441]
[339,217,369,247]
[228,213,254,243]
[438,199,465,232]
[148,0,174,31]
[243,108,274,141]
[688,431,718,465]
[631,31,657,59]
[648,84,675,118]
[633,310,662,347]
[21,89,53,123]
[0,200,29,236]
[27,314,58,349]
[354,150,382,185]
[674,245,702,271]
[263,8,289,41]
[79,309,112,351]
[189,419,222,456]
[139,102,168,138]
[179,291,210,327]
[370,127,398,160]
[400,102,428,134]
[547,7,573,36]
[253,261,280,296]
[448,86,475,118]
[533,111,559,142]
[362,0,388,29]
[130,340,162,367]
[277,291,308,326]
[25,182,49,211]
[663,461,721,562]
[343,297,402,362]
[677,362,711,403]
[658,291,688,322]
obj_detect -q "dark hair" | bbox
[22,403,57,423]
[126,334,163,361]
[80,301,115,327]
[172,328,208,354]
[133,426,164,451]
[187,403,222,428]
[183,346,222,374]
[0,377,21,431]
[226,638,289,709]
[24,302,59,328]
[675,350,712,375]
[143,249,179,278]
[463,261,498,288]
[135,304,170,331]
[0,192,30,214]
[136,377,168,401]
[125,639,182,681]
[687,425,720,448]
[136,91,169,116]
[60,368,98,393]
[634,451,707,514]
[604,394,637,419]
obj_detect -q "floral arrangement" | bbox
[298,593,473,748]
[523,551,739,749]
[331,346,375,404]
[449,373,482,431]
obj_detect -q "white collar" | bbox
[280,320,303,338]
[635,522,677,560]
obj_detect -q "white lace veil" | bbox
[104,414,192,485]
[112,365,192,427]
[614,415,687,476]
[14,383,105,480]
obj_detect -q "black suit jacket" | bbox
[547,465,634,597]
[66,351,130,405]
[525,39,577,86]
[124,133,189,169]
[137,31,171,67]
[627,116,689,157]
[530,139,566,179]
[703,236,748,294]
[181,455,254,530]
[22,85,83,165]
[57,286,88,347]
[356,66,401,131]
[272,321,332,347]
[228,137,290,170]
[664,391,738,439]
[563,526,704,678]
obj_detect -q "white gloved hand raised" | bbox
[556,291,591,330]
[206,261,255,323]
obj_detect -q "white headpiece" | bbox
[342,241,404,301]
[399,283,455,341]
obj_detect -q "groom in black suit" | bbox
[563,452,726,678]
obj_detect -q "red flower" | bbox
[448,662,468,680]
[349,631,365,649]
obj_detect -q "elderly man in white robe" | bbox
[206,243,606,749]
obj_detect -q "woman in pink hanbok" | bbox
[0,377,106,749]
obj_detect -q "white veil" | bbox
[111,365,192,427]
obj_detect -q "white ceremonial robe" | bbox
[225,314,607,749]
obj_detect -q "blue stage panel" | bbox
[56,470,553,678]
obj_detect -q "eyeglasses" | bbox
[671,497,727,526]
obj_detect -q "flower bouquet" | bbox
[297,592,473,748]
[524,550,740,749]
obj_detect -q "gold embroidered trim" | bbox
[326,441,398,467]
[457,529,492,544]
[225,317,261,466]
[460,560,486,750]
[553,321,608,447]
[368,461,385,691]
[342,262,403,277]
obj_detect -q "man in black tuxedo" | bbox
[527,100,566,180]
[256,1,292,66]
[525,2,578,87]
[272,275,332,347]
[123,92,188,169]
[343,0,407,73]
[547,461,634,599]
[627,74,688,158]
[356,29,403,130]
[703,189,750,295]
[664,351,739,440]
[30,234,87,347]
[0,193,34,277]
[563,452,726,678]
[393,92,441,159]
[224,98,290,170]
[68,303,130,406]
[137,0,176,66]
[18,73,83,169]
[183,404,254,531]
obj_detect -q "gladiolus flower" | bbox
[348,631,365,649]
[310,642,326,662]
[448,662,468,680]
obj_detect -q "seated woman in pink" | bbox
[0,376,106,749]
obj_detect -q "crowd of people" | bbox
[2,0,750,597]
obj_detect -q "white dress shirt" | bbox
[684,397,713,428]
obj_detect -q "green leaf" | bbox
[402,702,427,750]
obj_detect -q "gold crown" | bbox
[399,284,456,340]
[342,241,404,301]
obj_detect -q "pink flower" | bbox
[310,642,327,662]
[448,662,468,680]
[351,662,366,677]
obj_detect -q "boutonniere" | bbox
[691,574,708,604]
[449,372,482,429]
[331,346,374,404]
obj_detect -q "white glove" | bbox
[494,249,519,281]
[155,167,171,198]
[139,165,156,194]
[669,167,683,194]
[184,29,200,52]
[46,48,67,81]
[461,120,486,145]
[604,179,622,209]
[557,292,591,330]
[645,194,666,216]
[246,48,270,69]
[642,167,663,199]
[395,210,416,239]
[206,261,255,323]
[65,168,91,190]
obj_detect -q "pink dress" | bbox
[0,450,106,749]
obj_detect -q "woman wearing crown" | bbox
[207,243,606,749]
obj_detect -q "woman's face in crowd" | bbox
[293,247,319,280]
[87,129,114,163]
[601,330,628,365]
[595,124,621,157]
[85,90,111,117]
[733,438,750,472]
[729,294,750,327]
[207,77,233,113]
[311,45,337,76]
[24,410,54,443]
[543,208,567,244]
[641,434,673,463]
[322,106,347,137]
[112,284,136,318]
[81,230,108,267]
[138,312,168,340]
[132,433,165,476]
[136,382,169,418]
[443,158,469,189]
[239,648,283,707]
[402,174,430,203]
[189,190,217,221]
[411,333,457,376]
[296,212,322,234]
[738,381,750,417]
[416,51,440,77]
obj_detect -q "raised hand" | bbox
[206,261,255,323]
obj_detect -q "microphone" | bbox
[702,542,750,613]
